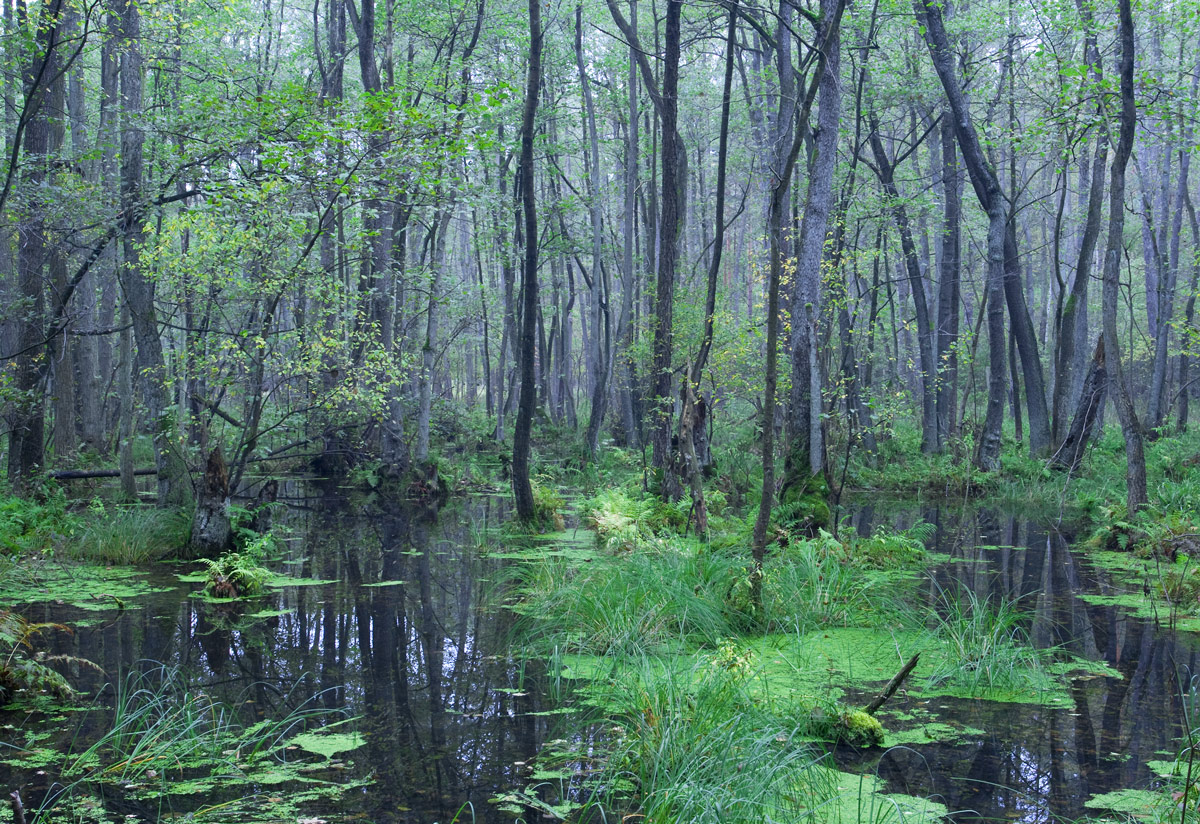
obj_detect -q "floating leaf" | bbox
[290,731,365,760]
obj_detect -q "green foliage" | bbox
[0,488,75,557]
[582,487,691,551]
[66,501,190,565]
[198,551,273,599]
[24,664,366,823]
[570,657,830,824]
[531,481,566,531]
[922,587,1047,694]
[515,545,739,655]
[0,610,88,703]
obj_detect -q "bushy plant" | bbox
[576,658,829,824]
[0,488,76,556]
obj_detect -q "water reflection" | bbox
[9,493,1200,823]
[846,504,1197,824]
[14,488,545,824]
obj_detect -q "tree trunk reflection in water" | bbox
[850,504,1200,823]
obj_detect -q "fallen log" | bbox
[862,653,920,716]
[50,468,157,480]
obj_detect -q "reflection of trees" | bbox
[861,505,1200,823]
[32,489,541,824]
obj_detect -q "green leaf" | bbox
[290,731,365,760]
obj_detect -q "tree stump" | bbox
[190,446,232,557]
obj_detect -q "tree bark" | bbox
[1102,0,1147,514]
[935,111,961,449]
[605,0,685,498]
[512,0,542,521]
[753,0,846,580]
[915,0,1008,470]
[868,118,937,453]
[1051,336,1106,474]
[578,5,610,459]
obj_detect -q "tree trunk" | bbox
[116,0,189,507]
[189,446,232,557]
[511,0,542,521]
[578,6,610,459]
[935,111,961,449]
[1147,62,1197,431]
[6,0,66,490]
[1102,0,1147,514]
[605,0,684,498]
[1177,190,1199,432]
[915,0,1008,470]
[616,0,640,449]
[753,0,846,580]
[1051,336,1106,474]
[868,119,936,453]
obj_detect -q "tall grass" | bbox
[922,586,1046,693]
[515,546,740,654]
[32,663,347,822]
[580,656,830,824]
[65,505,190,564]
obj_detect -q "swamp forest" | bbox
[4,0,1200,821]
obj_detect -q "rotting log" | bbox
[50,467,156,480]
[862,653,920,715]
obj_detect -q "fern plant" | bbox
[0,610,98,701]
[198,552,273,599]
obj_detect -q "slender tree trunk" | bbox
[915,0,1008,470]
[605,0,684,497]
[116,0,189,506]
[1051,337,1106,474]
[578,5,610,459]
[1148,64,1197,431]
[868,119,936,453]
[512,0,542,521]
[753,0,846,577]
[617,1,640,449]
[6,0,67,489]
[1177,191,1199,432]
[678,0,737,536]
[1102,0,1147,514]
[935,112,961,448]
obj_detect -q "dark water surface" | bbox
[839,502,1194,824]
[4,486,549,824]
[2,489,1194,823]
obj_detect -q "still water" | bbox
[2,487,1194,823]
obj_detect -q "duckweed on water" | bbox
[0,562,172,611]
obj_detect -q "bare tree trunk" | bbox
[512,0,542,521]
[1102,0,1147,514]
[935,112,961,448]
[578,5,610,458]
